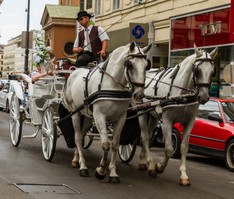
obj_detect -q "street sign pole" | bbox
[24,0,30,75]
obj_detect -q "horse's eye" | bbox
[126,60,133,68]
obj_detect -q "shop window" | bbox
[113,0,120,10]
[86,0,92,9]
[95,0,101,16]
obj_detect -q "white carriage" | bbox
[9,71,67,161]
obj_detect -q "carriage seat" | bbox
[28,76,65,98]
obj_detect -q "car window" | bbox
[197,101,220,119]
[2,83,9,92]
[221,102,234,123]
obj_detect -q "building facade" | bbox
[41,4,79,60]
[170,4,234,98]
[77,0,232,97]
[0,45,4,77]
[2,32,37,78]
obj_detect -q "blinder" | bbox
[193,56,215,88]
[124,53,149,88]
[124,55,151,71]
[146,58,151,70]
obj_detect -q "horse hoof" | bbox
[179,178,191,186]
[155,164,164,174]
[109,176,120,184]
[79,169,89,177]
[148,170,157,177]
[71,161,79,168]
[138,164,148,171]
[95,170,106,180]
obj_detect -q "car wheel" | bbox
[150,125,164,147]
[172,128,181,159]
[225,139,234,171]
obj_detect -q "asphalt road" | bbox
[0,110,234,199]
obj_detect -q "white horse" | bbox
[138,45,218,186]
[62,41,152,183]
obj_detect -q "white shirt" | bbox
[73,25,110,51]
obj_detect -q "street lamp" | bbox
[24,0,30,75]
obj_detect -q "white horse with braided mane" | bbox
[137,45,218,186]
[62,41,151,183]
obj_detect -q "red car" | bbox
[153,98,234,171]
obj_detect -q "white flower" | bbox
[32,33,47,66]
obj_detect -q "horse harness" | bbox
[192,51,215,88]
[83,48,150,105]
[145,51,215,106]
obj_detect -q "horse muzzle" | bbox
[197,87,210,104]
[133,87,144,103]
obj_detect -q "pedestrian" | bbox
[73,10,110,68]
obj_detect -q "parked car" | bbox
[152,98,234,171]
[0,79,11,112]
[0,79,26,113]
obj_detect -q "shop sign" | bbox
[171,8,230,50]
[200,21,221,36]
[230,0,234,41]
[130,23,149,47]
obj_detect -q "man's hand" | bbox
[98,50,106,57]
[73,47,83,54]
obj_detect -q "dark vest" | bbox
[78,26,102,57]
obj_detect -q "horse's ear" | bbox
[194,44,202,57]
[210,47,218,59]
[142,43,152,54]
[130,41,136,52]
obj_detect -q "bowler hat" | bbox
[76,10,91,20]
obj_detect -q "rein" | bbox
[82,48,148,105]
[125,53,147,88]
[147,52,214,99]
[192,53,214,88]
[98,64,130,90]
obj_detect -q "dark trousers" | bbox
[75,51,95,68]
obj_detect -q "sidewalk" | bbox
[0,177,33,199]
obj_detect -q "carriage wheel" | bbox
[9,93,23,147]
[82,135,94,149]
[41,107,57,162]
[118,138,138,163]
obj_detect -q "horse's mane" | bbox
[179,53,197,70]
[108,45,128,59]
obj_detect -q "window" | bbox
[95,0,101,16]
[221,102,234,123]
[64,42,75,56]
[113,0,120,10]
[86,0,92,9]
[197,101,220,120]
[80,0,84,10]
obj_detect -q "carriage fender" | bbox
[11,81,25,100]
